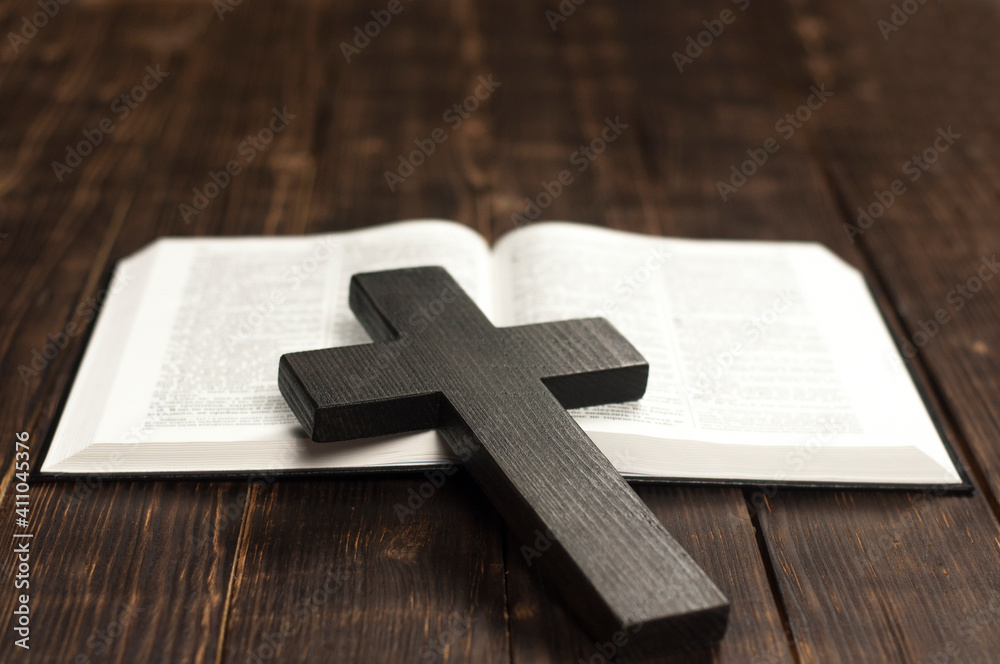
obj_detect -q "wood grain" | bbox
[0,480,246,663]
[220,475,510,664]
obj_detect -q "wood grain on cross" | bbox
[278,266,729,654]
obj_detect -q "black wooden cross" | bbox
[278,266,728,655]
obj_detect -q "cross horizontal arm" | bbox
[501,318,649,409]
[279,343,437,440]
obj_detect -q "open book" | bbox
[40,220,966,487]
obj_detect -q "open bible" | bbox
[39,220,966,487]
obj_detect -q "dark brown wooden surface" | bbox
[2,0,999,662]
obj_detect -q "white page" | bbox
[45,220,489,472]
[492,222,959,481]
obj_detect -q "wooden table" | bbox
[3,0,1000,661]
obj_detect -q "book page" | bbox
[492,223,956,477]
[49,221,489,471]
